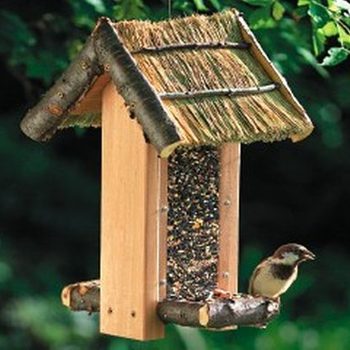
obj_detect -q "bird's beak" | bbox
[302,249,316,261]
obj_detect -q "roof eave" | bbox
[94,17,182,156]
[20,17,182,156]
[235,10,314,130]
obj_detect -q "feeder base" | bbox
[61,280,280,330]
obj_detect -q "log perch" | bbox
[61,280,280,329]
[61,280,100,313]
[157,297,280,329]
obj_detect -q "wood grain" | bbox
[158,160,168,301]
[217,143,241,294]
[100,82,164,340]
[70,74,110,115]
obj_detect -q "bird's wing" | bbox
[248,258,268,295]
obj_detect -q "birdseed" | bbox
[167,146,220,301]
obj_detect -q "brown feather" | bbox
[248,259,268,295]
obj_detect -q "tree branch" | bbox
[20,17,183,157]
[20,36,103,141]
[131,41,251,54]
[159,83,279,100]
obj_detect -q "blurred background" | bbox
[0,0,349,349]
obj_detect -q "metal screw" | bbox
[131,310,136,317]
[107,307,113,314]
[223,199,231,206]
[161,206,168,213]
[159,279,166,286]
[222,272,230,278]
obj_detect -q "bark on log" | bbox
[20,37,103,141]
[93,17,182,157]
[61,280,280,329]
[157,297,280,329]
[61,280,100,313]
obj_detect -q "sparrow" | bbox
[248,243,315,299]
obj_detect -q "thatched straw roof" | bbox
[21,9,313,157]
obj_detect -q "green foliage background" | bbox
[0,0,349,349]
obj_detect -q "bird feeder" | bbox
[20,9,313,341]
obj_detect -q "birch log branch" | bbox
[20,37,103,141]
[157,297,280,329]
[61,280,280,328]
[93,17,182,157]
[61,280,100,313]
[20,17,182,157]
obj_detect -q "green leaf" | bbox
[321,47,349,66]
[312,28,326,55]
[69,0,102,28]
[113,0,147,20]
[338,25,350,46]
[322,21,338,37]
[193,0,208,11]
[0,10,36,51]
[294,6,308,18]
[334,0,350,12]
[297,47,329,77]
[173,0,195,14]
[249,6,276,29]
[209,0,222,10]
[327,0,339,12]
[242,0,273,7]
[308,3,331,28]
[85,0,106,14]
[272,1,285,20]
[24,51,68,84]
[297,0,310,6]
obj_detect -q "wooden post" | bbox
[100,82,166,340]
[217,143,240,294]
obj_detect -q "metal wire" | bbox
[168,0,172,18]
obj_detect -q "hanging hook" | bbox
[168,0,172,18]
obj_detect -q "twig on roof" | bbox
[159,83,279,100]
[131,41,251,54]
